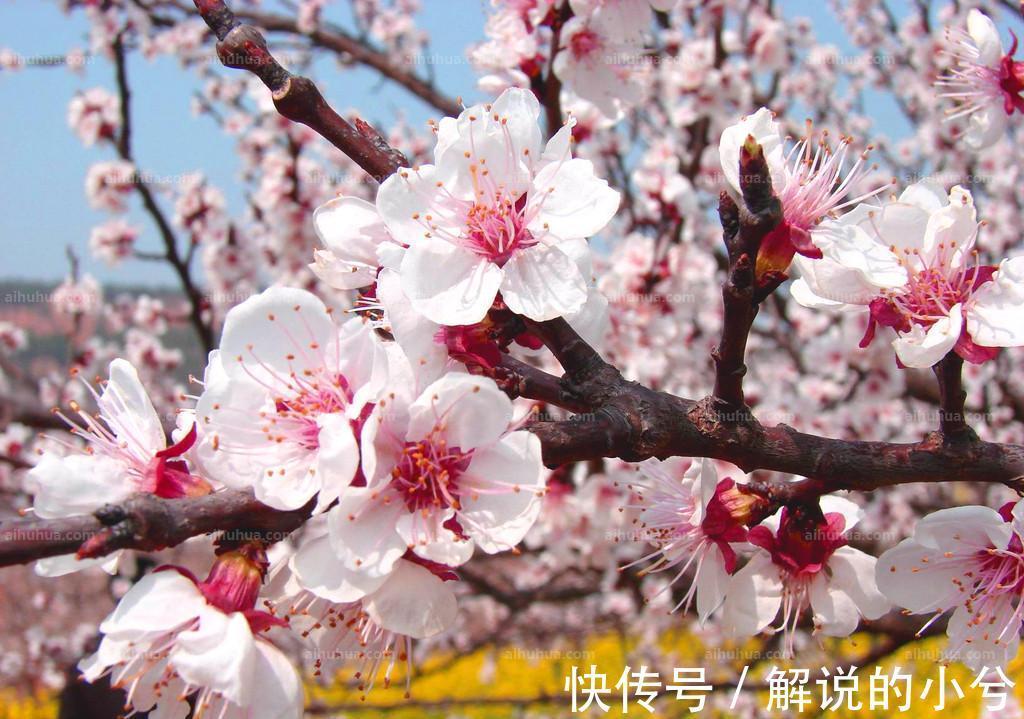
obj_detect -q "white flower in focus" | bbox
[80,554,303,718]
[718,107,883,276]
[721,496,889,656]
[876,501,1024,670]
[29,358,210,577]
[791,182,1024,367]
[310,196,398,291]
[325,372,545,575]
[624,458,752,623]
[936,10,1024,150]
[374,89,619,326]
[195,287,387,512]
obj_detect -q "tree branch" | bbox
[0,489,310,568]
[193,0,408,183]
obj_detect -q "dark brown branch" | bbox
[493,355,593,414]
[193,0,407,182]
[0,489,310,568]
[111,34,214,352]
[933,351,975,443]
[228,8,462,118]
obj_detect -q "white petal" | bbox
[921,185,977,265]
[400,238,504,325]
[311,413,359,513]
[291,533,388,603]
[528,158,620,239]
[897,181,948,213]
[826,546,889,621]
[789,276,854,310]
[718,107,785,195]
[459,431,545,553]
[500,244,589,321]
[819,495,863,533]
[721,553,782,637]
[967,256,1024,347]
[101,358,165,457]
[489,87,543,159]
[947,599,1020,671]
[377,165,461,243]
[809,571,861,637]
[407,373,512,450]
[35,551,122,578]
[220,287,334,387]
[695,545,730,624]
[171,609,256,707]
[325,491,408,578]
[29,453,135,519]
[254,455,320,512]
[99,571,206,638]
[964,107,1008,150]
[913,504,1011,551]
[875,540,972,613]
[812,221,907,291]
[395,510,475,566]
[365,559,459,639]
[334,316,390,410]
[892,304,962,368]
[375,269,447,384]
[967,9,1003,67]
[247,640,305,719]
[310,196,389,290]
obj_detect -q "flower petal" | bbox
[967,256,1024,347]
[892,304,963,368]
[528,158,620,240]
[407,373,512,450]
[459,431,545,553]
[500,244,589,321]
[364,559,458,639]
[399,238,504,325]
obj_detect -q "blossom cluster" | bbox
[8,1,1024,715]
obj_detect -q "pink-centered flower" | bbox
[876,501,1024,670]
[719,107,884,278]
[791,182,1024,368]
[622,459,753,623]
[936,9,1024,150]
[375,87,620,325]
[29,359,210,577]
[194,287,388,512]
[324,372,545,575]
[721,496,889,656]
[80,547,302,718]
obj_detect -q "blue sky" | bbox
[0,1,1015,286]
